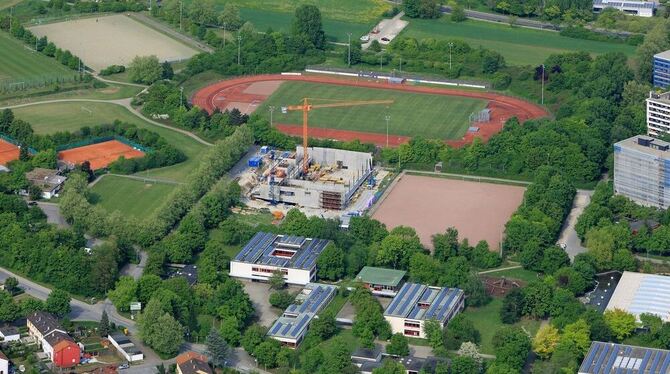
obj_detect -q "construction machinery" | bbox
[285,98,394,173]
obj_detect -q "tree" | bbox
[532,324,560,359]
[558,319,591,358]
[604,308,636,341]
[433,227,459,261]
[444,314,480,350]
[424,319,444,351]
[161,61,174,80]
[462,274,491,307]
[269,270,286,290]
[108,276,138,312]
[451,356,479,374]
[219,316,242,346]
[241,324,266,354]
[492,326,531,371]
[150,314,184,356]
[317,244,345,280]
[206,328,230,368]
[189,0,217,25]
[129,55,163,84]
[372,359,405,374]
[46,289,71,317]
[376,228,423,270]
[99,310,111,337]
[3,277,18,294]
[404,0,441,18]
[500,288,524,324]
[291,5,326,49]
[254,340,281,368]
[310,312,338,340]
[218,3,243,30]
[269,291,295,310]
[386,333,410,357]
[451,4,467,22]
[636,20,670,83]
[457,341,483,367]
[541,246,569,274]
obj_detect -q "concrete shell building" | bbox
[613,135,670,209]
[605,271,670,322]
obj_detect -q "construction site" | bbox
[241,145,379,213]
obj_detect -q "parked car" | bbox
[360,35,370,42]
[118,363,129,370]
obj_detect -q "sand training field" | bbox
[29,15,198,71]
[373,174,526,250]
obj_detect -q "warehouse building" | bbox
[229,232,330,285]
[384,283,464,338]
[579,341,670,374]
[613,135,670,209]
[267,283,337,348]
[592,0,655,17]
[606,271,670,322]
[355,266,406,297]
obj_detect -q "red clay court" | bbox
[0,139,19,165]
[192,74,548,147]
[58,140,144,170]
[372,174,526,250]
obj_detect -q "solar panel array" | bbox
[628,274,670,321]
[233,232,330,270]
[268,283,337,341]
[593,0,655,9]
[579,342,670,374]
[384,283,464,323]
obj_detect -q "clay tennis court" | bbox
[192,74,548,147]
[58,140,144,170]
[0,139,19,165]
[372,174,526,250]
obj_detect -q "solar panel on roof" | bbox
[593,344,611,373]
[291,314,311,337]
[650,350,662,372]
[269,321,283,335]
[658,352,670,373]
[639,350,652,372]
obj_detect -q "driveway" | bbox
[240,280,284,327]
[556,189,593,260]
[362,12,408,50]
[36,201,69,228]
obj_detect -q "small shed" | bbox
[355,266,406,297]
[248,156,262,168]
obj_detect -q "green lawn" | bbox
[0,31,74,83]
[0,0,22,10]
[11,102,207,181]
[402,17,636,66]
[466,298,541,354]
[258,81,487,139]
[89,175,176,220]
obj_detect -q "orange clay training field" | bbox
[192,74,548,147]
[372,175,527,250]
[58,140,144,170]
[0,139,19,165]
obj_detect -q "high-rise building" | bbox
[654,51,670,88]
[614,135,670,209]
[646,91,670,136]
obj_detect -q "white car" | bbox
[360,35,370,42]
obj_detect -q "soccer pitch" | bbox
[90,175,176,220]
[257,81,488,140]
[0,32,73,84]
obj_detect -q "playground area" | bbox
[372,174,526,250]
[58,140,144,170]
[0,138,19,165]
[28,14,198,70]
[192,74,547,147]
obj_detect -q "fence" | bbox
[0,133,37,154]
[56,135,152,153]
[0,74,82,94]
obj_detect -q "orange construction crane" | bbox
[285,97,394,173]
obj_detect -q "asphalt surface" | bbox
[36,201,69,228]
[556,189,593,260]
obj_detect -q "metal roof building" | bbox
[579,341,670,374]
[355,266,406,297]
[384,283,465,339]
[605,271,670,322]
[592,0,655,17]
[267,283,337,348]
[229,232,330,285]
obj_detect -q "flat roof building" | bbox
[229,232,330,285]
[606,271,670,322]
[579,341,670,374]
[355,266,406,297]
[647,92,670,138]
[654,51,670,88]
[384,283,464,339]
[267,283,337,348]
[23,168,67,199]
[593,0,655,17]
[614,135,670,209]
[108,333,144,363]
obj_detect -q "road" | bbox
[36,201,69,228]
[120,250,148,280]
[556,189,593,260]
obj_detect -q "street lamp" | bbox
[385,114,391,147]
[541,64,545,105]
[269,106,275,127]
[448,42,454,70]
[380,51,383,70]
[180,86,184,109]
[347,32,352,68]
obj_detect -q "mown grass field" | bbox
[0,32,73,83]
[402,17,637,66]
[258,81,487,139]
[11,102,207,182]
[89,176,176,220]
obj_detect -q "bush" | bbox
[99,65,126,76]
[491,72,512,90]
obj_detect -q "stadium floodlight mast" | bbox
[385,114,391,147]
[347,32,352,67]
[269,106,275,127]
[448,42,454,70]
[380,51,383,70]
[541,64,545,105]
[237,34,242,65]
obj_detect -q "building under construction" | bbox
[248,146,374,210]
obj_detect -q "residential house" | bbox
[23,168,67,199]
[26,312,80,368]
[175,351,212,374]
[0,351,8,374]
[0,325,19,343]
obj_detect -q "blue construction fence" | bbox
[0,133,37,154]
[55,135,152,153]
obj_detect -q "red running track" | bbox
[191,74,549,147]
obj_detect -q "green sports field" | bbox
[402,18,636,66]
[257,81,487,140]
[11,102,207,182]
[0,32,73,84]
[89,175,176,220]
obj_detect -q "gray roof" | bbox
[593,0,655,8]
[579,342,670,374]
[614,135,670,159]
[0,325,19,336]
[233,232,329,270]
[268,283,337,341]
[109,333,131,345]
[384,283,463,322]
[607,271,670,321]
[27,311,62,336]
[655,50,670,61]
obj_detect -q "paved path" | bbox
[89,173,185,187]
[36,201,69,228]
[0,98,213,146]
[120,250,148,280]
[556,189,593,260]
[478,265,522,274]
[128,13,214,53]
